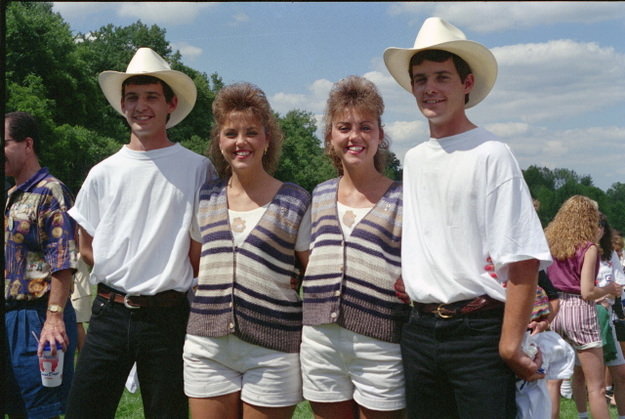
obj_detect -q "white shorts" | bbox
[300,324,405,411]
[183,334,302,407]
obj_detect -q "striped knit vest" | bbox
[187,180,311,353]
[302,178,409,343]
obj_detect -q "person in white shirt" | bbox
[384,17,552,418]
[65,48,217,418]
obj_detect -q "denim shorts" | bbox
[4,300,77,419]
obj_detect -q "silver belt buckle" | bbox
[123,294,141,309]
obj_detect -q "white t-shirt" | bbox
[69,143,216,294]
[597,251,625,287]
[229,205,311,250]
[401,127,552,304]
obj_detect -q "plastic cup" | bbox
[39,343,64,387]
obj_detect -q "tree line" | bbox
[5,2,624,233]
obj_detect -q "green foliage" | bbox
[6,1,95,127]
[44,124,121,194]
[168,69,222,145]
[524,165,625,233]
[275,110,335,192]
[383,150,402,181]
[6,76,55,130]
[180,135,209,157]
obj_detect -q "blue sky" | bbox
[52,2,625,191]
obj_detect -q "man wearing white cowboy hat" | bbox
[65,47,217,418]
[385,17,552,417]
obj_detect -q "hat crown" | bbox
[413,17,467,49]
[126,47,172,74]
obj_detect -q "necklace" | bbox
[342,210,356,228]
[232,217,246,233]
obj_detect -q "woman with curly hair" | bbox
[300,75,408,419]
[183,82,311,419]
[546,196,622,419]
[572,213,625,419]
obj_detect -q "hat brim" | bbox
[383,40,497,108]
[98,69,197,128]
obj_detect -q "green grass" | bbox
[113,391,314,418]
[111,391,618,418]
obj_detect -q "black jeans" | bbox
[65,294,189,419]
[401,307,516,419]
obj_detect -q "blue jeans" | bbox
[4,299,77,419]
[401,307,516,419]
[65,294,189,419]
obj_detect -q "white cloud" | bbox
[171,42,203,61]
[385,120,427,145]
[271,79,333,116]
[309,79,334,102]
[504,125,625,189]
[271,92,309,114]
[52,2,114,18]
[387,2,625,33]
[481,39,625,124]
[485,122,530,138]
[54,2,216,26]
[117,2,215,25]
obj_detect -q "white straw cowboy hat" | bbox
[98,47,197,128]
[383,17,497,108]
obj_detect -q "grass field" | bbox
[112,390,619,418]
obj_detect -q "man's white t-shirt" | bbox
[69,143,216,294]
[401,127,552,304]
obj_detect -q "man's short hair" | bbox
[5,111,40,155]
[409,50,472,104]
[122,75,175,103]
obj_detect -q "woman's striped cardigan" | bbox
[187,180,311,353]
[302,177,409,343]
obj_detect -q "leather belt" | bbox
[415,294,504,319]
[97,284,186,309]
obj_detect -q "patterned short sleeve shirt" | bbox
[5,168,77,301]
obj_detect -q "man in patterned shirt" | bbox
[4,111,78,418]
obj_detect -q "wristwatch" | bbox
[47,304,64,314]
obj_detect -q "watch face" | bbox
[48,305,63,313]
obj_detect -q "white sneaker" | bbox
[561,379,572,399]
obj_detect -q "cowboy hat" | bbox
[98,47,197,128]
[383,17,497,108]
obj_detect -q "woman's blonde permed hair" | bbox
[544,195,600,260]
[209,82,283,178]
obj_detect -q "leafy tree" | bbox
[523,165,625,233]
[383,150,402,181]
[6,1,95,127]
[605,182,625,234]
[168,69,222,145]
[180,135,209,157]
[44,124,121,194]
[275,110,334,192]
[6,76,55,134]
